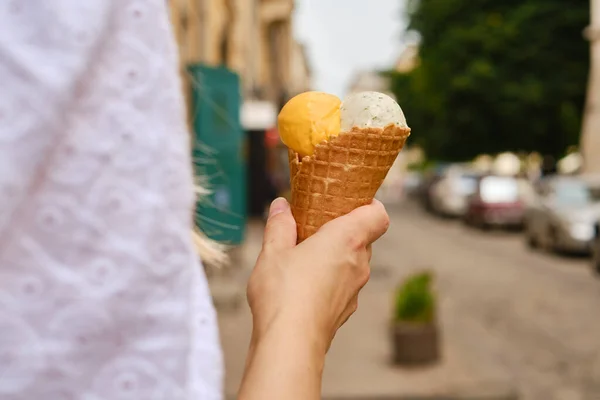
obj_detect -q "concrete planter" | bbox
[392,321,440,366]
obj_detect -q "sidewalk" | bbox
[209,217,517,400]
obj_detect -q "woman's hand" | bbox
[248,197,389,350]
[239,197,390,400]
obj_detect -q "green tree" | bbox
[390,0,589,161]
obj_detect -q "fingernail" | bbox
[269,197,288,217]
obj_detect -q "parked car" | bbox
[463,175,529,229]
[524,176,600,254]
[580,173,600,199]
[591,221,600,275]
[403,171,423,199]
[429,165,481,217]
[415,165,448,212]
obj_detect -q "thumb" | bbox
[262,198,297,252]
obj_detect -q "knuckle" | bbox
[246,277,258,303]
[381,211,390,231]
[350,299,358,314]
[266,212,293,231]
[345,233,366,252]
[344,251,370,286]
[371,201,390,232]
[342,248,360,270]
[358,262,370,286]
[262,237,279,252]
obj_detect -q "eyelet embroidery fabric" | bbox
[0,1,223,399]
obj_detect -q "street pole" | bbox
[581,0,600,173]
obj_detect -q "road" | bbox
[213,201,600,400]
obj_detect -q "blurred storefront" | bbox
[241,101,278,218]
[188,65,246,244]
[168,0,312,220]
[581,0,600,173]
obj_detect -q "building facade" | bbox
[581,0,600,173]
[346,70,393,97]
[394,43,419,74]
[168,0,311,110]
[346,44,419,98]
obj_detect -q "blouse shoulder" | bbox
[0,1,223,399]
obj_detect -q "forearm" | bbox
[238,317,327,400]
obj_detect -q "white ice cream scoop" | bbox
[340,91,407,132]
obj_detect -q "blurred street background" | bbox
[167,0,600,398]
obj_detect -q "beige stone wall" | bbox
[288,41,312,96]
[168,0,309,106]
[581,0,600,173]
[395,44,419,74]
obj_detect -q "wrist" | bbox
[241,314,327,400]
[251,312,329,362]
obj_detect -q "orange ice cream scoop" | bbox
[277,91,341,157]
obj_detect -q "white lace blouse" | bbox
[0,1,223,399]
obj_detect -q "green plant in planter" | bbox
[394,271,436,324]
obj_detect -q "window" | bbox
[553,181,592,207]
[456,174,478,195]
[479,177,519,203]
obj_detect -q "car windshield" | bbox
[554,181,591,206]
[457,174,479,195]
[480,176,519,203]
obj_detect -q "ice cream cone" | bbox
[288,124,411,243]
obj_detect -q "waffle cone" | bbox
[288,124,411,243]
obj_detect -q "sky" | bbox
[293,0,408,98]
